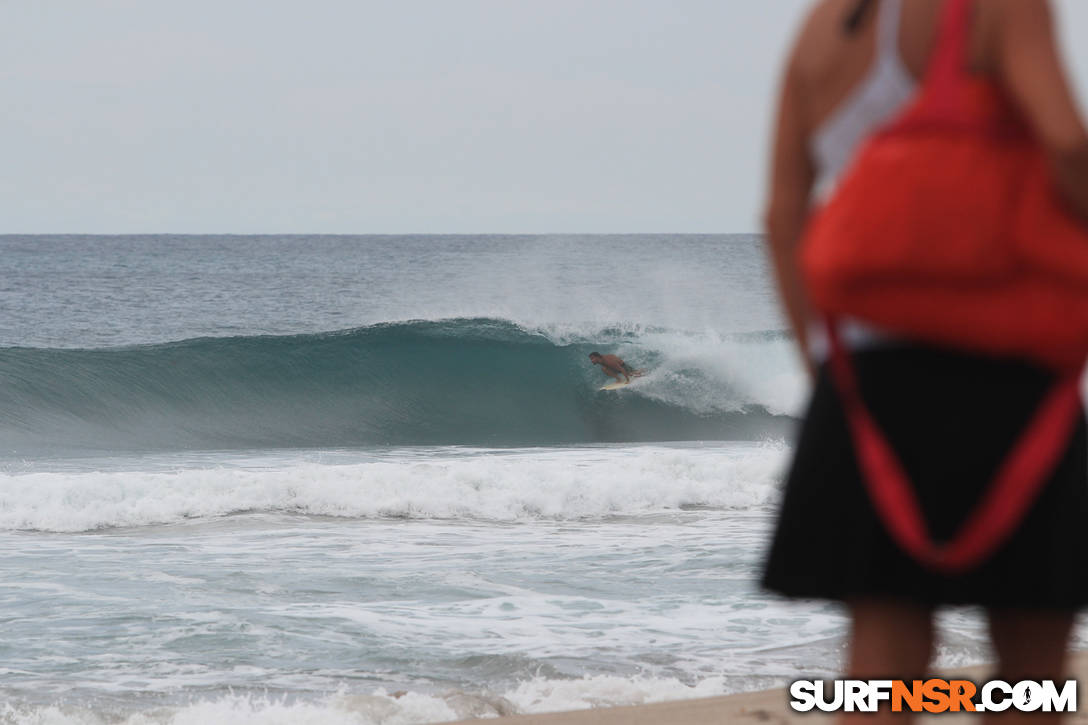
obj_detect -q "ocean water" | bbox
[2,235,1080,724]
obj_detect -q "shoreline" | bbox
[448,652,1088,724]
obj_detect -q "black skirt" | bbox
[762,344,1088,608]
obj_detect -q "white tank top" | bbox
[810,0,917,203]
[807,0,918,358]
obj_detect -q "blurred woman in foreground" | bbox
[763,0,1088,721]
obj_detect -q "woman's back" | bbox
[806,0,917,198]
[764,0,1088,359]
[791,0,995,194]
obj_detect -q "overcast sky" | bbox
[5,1,1088,234]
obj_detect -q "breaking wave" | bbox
[0,318,803,454]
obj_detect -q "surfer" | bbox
[588,352,641,384]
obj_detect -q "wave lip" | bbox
[0,318,798,454]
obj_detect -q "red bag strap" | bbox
[826,317,1083,574]
[890,0,978,129]
[927,0,973,92]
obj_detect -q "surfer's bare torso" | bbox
[588,352,637,383]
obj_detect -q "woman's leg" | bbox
[843,598,935,723]
[984,608,1074,724]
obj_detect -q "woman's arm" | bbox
[764,46,817,373]
[996,0,1088,221]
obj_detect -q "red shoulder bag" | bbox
[803,0,1088,371]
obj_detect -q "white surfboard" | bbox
[599,380,630,391]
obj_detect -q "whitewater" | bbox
[3,235,1072,725]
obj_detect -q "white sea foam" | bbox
[502,673,731,712]
[1,619,1038,725]
[0,445,789,532]
[0,674,734,725]
[0,694,458,725]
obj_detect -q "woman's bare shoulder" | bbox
[788,0,854,70]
